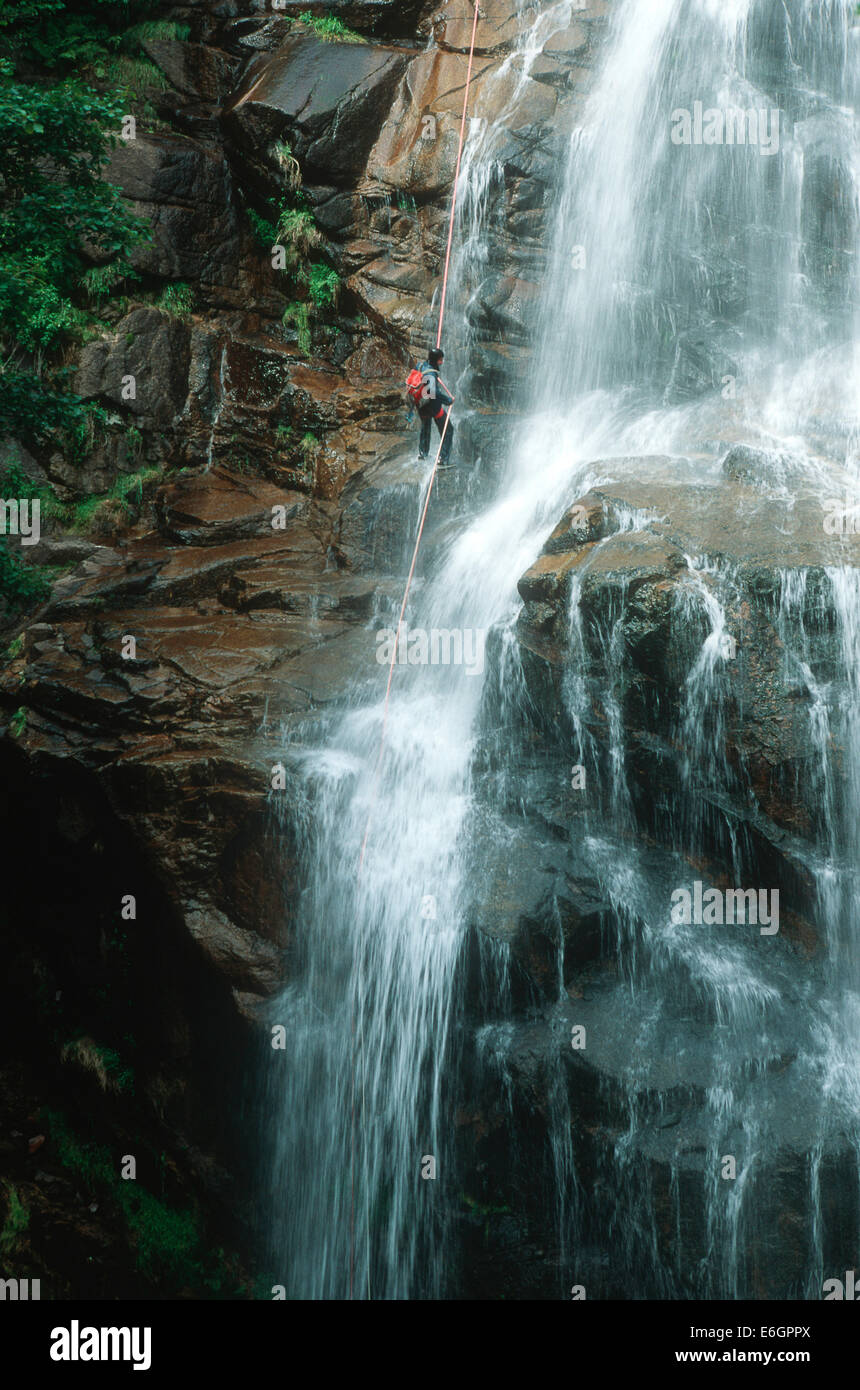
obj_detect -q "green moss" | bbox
[71,495,107,532]
[125,424,144,464]
[127,1188,199,1280]
[9,706,27,738]
[44,1110,205,1289]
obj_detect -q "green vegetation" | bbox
[308,261,340,310]
[273,223,341,354]
[71,465,161,535]
[0,1181,30,1257]
[82,260,136,304]
[282,301,311,355]
[47,1111,199,1282]
[461,1191,511,1241]
[4,633,23,660]
[61,1036,135,1094]
[462,1193,511,1217]
[276,205,321,266]
[125,423,144,463]
[0,1,156,475]
[272,138,301,189]
[245,153,342,356]
[248,207,277,251]
[0,552,51,616]
[0,70,148,425]
[9,705,28,738]
[154,281,193,321]
[300,431,319,467]
[297,11,365,43]
[44,1109,238,1293]
[0,2,188,101]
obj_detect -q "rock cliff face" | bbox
[0,0,614,1293]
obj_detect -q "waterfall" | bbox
[266,0,860,1298]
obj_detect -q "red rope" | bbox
[350,2,480,1301]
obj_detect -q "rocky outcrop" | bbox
[448,459,860,1298]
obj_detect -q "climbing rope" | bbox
[351,1,481,1300]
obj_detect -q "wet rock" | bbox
[721,442,797,487]
[106,135,242,291]
[185,906,283,995]
[224,34,408,185]
[141,39,240,103]
[155,467,306,545]
[75,308,191,429]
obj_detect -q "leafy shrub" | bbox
[0,551,51,615]
[0,2,154,465]
[308,261,341,309]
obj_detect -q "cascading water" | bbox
[263,2,580,1300]
[266,0,860,1299]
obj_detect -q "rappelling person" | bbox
[406,348,455,464]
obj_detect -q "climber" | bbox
[415,348,455,464]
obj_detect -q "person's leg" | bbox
[419,413,431,458]
[435,410,454,464]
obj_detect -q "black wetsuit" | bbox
[417,364,454,463]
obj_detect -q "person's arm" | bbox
[436,374,454,408]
